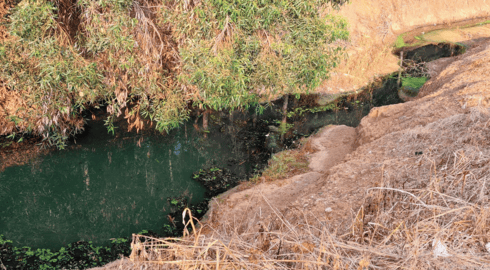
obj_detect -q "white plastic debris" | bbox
[432,239,450,258]
[325,207,333,213]
[485,242,490,253]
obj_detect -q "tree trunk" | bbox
[202,109,209,131]
[282,95,288,124]
[397,51,403,88]
[281,95,288,142]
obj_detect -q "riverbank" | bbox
[115,32,490,270]
[322,0,490,95]
[92,1,490,269]
[2,0,490,268]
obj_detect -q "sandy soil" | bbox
[204,125,357,232]
[208,34,490,228]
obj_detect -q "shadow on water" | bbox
[398,42,466,63]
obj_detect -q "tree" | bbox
[0,0,349,147]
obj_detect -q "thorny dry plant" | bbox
[402,59,430,78]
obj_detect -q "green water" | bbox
[0,94,378,251]
[0,119,253,250]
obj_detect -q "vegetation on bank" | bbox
[0,0,349,148]
[0,234,131,269]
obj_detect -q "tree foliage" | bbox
[0,0,348,146]
[163,0,349,110]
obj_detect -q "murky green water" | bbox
[0,118,258,250]
[0,92,381,251]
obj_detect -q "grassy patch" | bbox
[394,34,407,48]
[463,19,490,28]
[257,140,313,182]
[402,76,427,90]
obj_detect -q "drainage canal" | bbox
[0,41,465,267]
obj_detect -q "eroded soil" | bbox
[208,34,490,229]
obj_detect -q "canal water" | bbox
[0,115,260,249]
[2,46,444,250]
[0,95,375,250]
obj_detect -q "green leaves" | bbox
[167,0,348,111]
[0,234,131,269]
[9,0,57,41]
[0,0,107,147]
[0,0,349,147]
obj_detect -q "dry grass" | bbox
[249,137,316,184]
[258,151,309,183]
[126,206,385,269]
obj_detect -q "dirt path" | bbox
[204,125,357,232]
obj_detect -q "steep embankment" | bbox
[207,37,490,229]
[125,34,490,270]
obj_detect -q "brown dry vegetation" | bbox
[0,0,16,135]
[253,138,313,183]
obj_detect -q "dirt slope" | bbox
[204,125,357,232]
[323,0,490,94]
[185,38,490,269]
[207,38,490,229]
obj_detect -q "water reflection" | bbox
[0,119,253,249]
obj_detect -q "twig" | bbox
[367,187,450,210]
[335,241,402,259]
[261,194,300,238]
[0,258,6,270]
